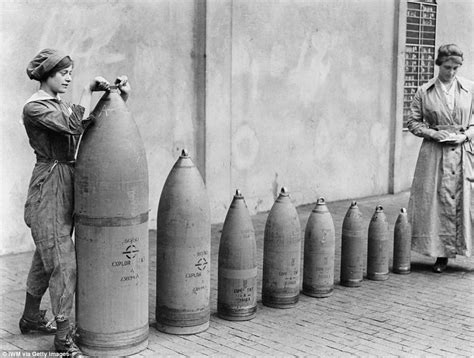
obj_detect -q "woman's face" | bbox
[438,59,461,84]
[45,65,73,94]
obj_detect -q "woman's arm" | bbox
[23,102,85,134]
[78,85,93,118]
[78,77,111,118]
[465,84,474,141]
[407,89,437,139]
[407,88,451,142]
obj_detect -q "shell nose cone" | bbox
[275,187,290,202]
[180,148,189,157]
[313,197,329,213]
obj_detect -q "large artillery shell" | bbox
[75,89,149,356]
[218,190,257,321]
[303,197,335,298]
[155,149,211,334]
[262,187,301,308]
[393,208,411,274]
[367,205,389,281]
[340,201,364,287]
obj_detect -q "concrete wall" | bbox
[207,0,400,221]
[0,0,203,255]
[1,0,472,255]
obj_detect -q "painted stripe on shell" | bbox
[75,212,148,227]
[219,267,258,279]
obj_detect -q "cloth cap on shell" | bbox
[26,48,70,81]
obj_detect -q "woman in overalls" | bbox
[20,48,130,355]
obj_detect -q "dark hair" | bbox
[43,56,74,80]
[435,44,463,66]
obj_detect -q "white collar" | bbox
[24,90,61,105]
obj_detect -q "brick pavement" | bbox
[1,191,473,357]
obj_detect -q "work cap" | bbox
[26,48,69,81]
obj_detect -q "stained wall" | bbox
[207,0,400,220]
[0,0,204,254]
[1,0,472,255]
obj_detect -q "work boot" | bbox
[19,309,56,334]
[54,319,84,357]
[54,334,84,357]
[433,257,448,273]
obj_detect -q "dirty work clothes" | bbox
[407,77,474,258]
[23,90,86,161]
[23,90,88,320]
[25,162,76,320]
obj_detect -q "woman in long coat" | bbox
[407,44,473,273]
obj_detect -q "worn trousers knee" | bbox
[26,235,76,320]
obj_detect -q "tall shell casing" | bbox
[218,190,257,321]
[367,205,390,281]
[303,197,336,298]
[340,201,364,287]
[75,90,149,356]
[262,187,301,308]
[155,150,211,334]
[393,208,411,274]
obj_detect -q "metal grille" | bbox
[403,0,437,128]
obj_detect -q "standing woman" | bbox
[20,48,130,355]
[407,44,473,273]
